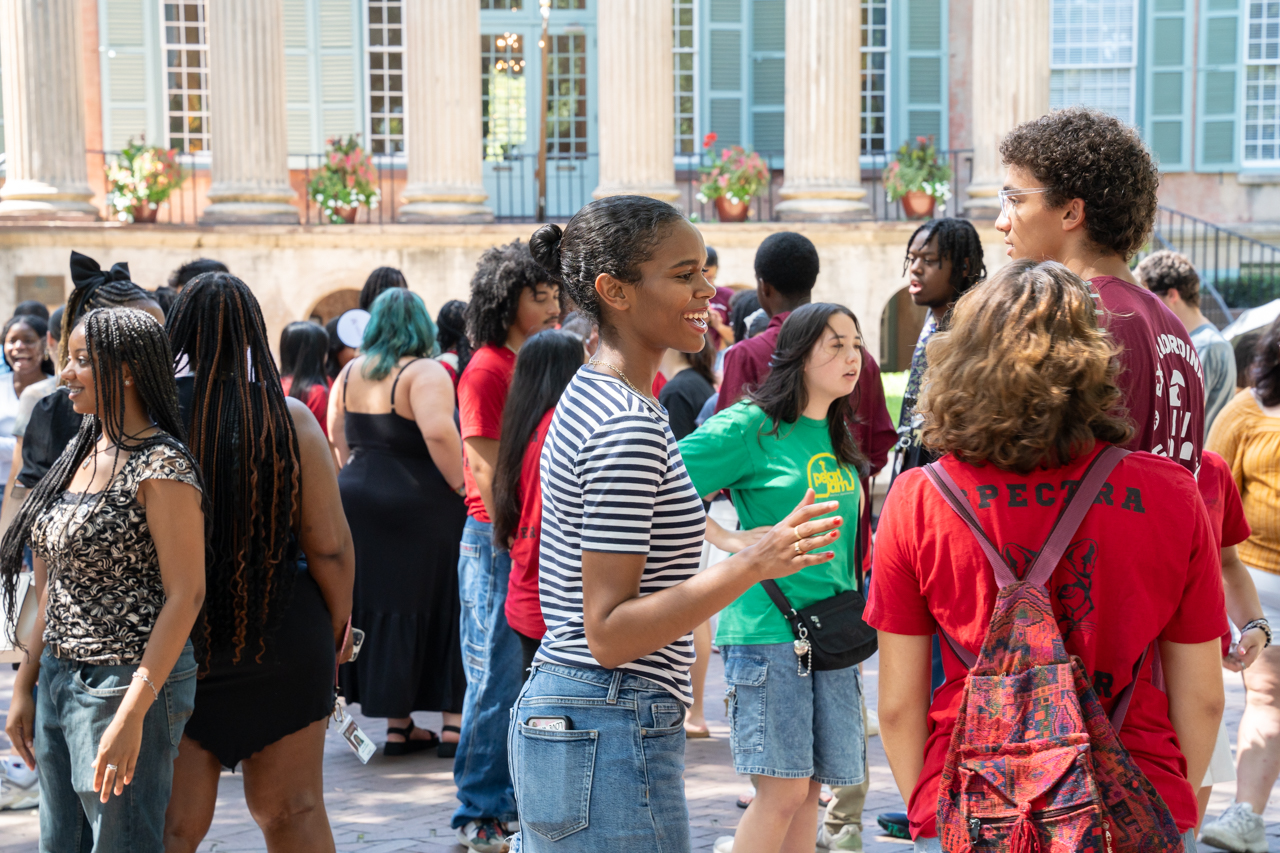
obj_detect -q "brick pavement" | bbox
[2,653,1277,852]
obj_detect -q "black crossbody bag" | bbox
[759,513,877,675]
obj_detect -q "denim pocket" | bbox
[516,722,597,841]
[72,664,133,698]
[724,654,768,755]
[644,702,685,736]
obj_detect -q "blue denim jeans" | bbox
[35,643,197,853]
[508,663,691,853]
[453,515,522,827]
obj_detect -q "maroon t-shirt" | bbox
[1092,275,1205,474]
[715,310,898,475]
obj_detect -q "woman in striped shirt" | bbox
[507,196,844,853]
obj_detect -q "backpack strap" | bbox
[922,462,1019,587]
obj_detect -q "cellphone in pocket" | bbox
[349,628,366,662]
[525,716,572,731]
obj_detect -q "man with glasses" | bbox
[994,106,1205,475]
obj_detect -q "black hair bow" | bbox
[69,251,131,292]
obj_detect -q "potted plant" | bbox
[695,133,771,222]
[308,135,381,224]
[105,139,186,224]
[884,136,953,219]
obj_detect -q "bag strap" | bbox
[760,579,799,626]
[922,462,1018,587]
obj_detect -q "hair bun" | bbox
[529,223,565,280]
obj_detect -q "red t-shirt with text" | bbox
[506,409,554,640]
[865,445,1225,838]
[458,344,516,523]
[1093,276,1205,474]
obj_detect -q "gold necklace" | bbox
[589,358,657,405]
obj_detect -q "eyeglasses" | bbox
[998,187,1050,215]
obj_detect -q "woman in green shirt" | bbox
[681,303,867,853]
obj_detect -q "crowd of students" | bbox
[2,103,1280,853]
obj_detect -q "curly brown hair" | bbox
[1000,107,1159,260]
[920,259,1134,473]
[1135,250,1200,307]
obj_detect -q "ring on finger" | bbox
[793,527,803,543]
[105,763,118,771]
[794,541,804,555]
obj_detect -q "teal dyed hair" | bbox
[360,288,438,380]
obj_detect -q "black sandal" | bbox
[437,725,461,759]
[383,720,439,756]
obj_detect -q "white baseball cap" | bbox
[335,309,370,349]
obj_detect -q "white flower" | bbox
[727,194,739,204]
[327,199,336,207]
[695,193,708,204]
[118,212,129,221]
[315,193,324,202]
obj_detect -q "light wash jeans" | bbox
[452,515,523,827]
[35,643,197,853]
[508,663,690,853]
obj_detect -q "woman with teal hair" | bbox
[330,287,470,756]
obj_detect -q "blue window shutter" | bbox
[893,0,947,151]
[703,0,746,148]
[1144,0,1193,170]
[99,0,160,152]
[317,0,361,143]
[749,0,784,156]
[282,0,315,153]
[1196,0,1242,171]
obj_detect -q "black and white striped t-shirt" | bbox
[535,367,706,705]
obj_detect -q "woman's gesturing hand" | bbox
[737,489,841,580]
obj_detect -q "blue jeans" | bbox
[35,643,197,853]
[453,516,522,827]
[508,663,691,853]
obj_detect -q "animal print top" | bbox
[31,440,201,665]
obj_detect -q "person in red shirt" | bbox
[490,330,584,673]
[452,240,560,853]
[715,232,897,476]
[995,107,1205,475]
[279,321,332,436]
[868,259,1226,852]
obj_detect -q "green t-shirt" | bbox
[678,401,862,645]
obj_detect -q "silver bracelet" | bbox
[131,671,160,700]
[1241,618,1273,649]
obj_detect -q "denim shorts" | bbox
[722,642,865,785]
[35,642,198,853]
[508,662,690,853]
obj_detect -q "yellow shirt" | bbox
[1207,389,1280,573]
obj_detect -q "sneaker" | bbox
[0,756,39,810]
[876,812,911,840]
[713,836,735,853]
[1201,802,1268,853]
[817,823,864,851]
[456,818,511,853]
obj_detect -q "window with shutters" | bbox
[862,0,889,154]
[482,32,528,160]
[368,0,404,154]
[1049,0,1138,123]
[162,1,210,153]
[750,0,785,156]
[674,0,697,157]
[1245,1,1280,163]
[547,33,589,156]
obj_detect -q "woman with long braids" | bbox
[509,196,844,853]
[3,308,206,853]
[161,274,354,853]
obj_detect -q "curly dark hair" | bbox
[1252,316,1280,407]
[1000,107,1159,260]
[436,299,473,373]
[902,217,988,299]
[1135,250,1200,308]
[466,240,550,347]
[359,266,408,311]
[529,195,686,325]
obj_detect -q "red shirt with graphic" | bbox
[866,444,1225,838]
[1093,275,1205,473]
[458,344,517,523]
[506,409,554,641]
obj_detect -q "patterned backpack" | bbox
[923,446,1185,853]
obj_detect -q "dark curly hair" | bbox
[903,217,987,299]
[436,299,473,373]
[1000,107,1159,260]
[1252,315,1280,407]
[529,195,686,325]
[1135,250,1200,308]
[466,240,551,347]
[359,266,408,311]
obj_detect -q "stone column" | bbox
[0,0,98,220]
[774,0,867,221]
[964,0,1050,216]
[592,0,678,202]
[398,0,491,222]
[201,0,298,224]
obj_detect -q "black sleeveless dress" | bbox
[337,359,468,716]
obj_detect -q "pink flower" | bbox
[718,174,730,187]
[916,136,928,145]
[703,132,718,149]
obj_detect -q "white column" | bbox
[592,0,678,202]
[774,0,868,221]
[398,0,491,222]
[201,0,298,224]
[0,0,98,220]
[964,0,1051,216]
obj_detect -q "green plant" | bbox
[105,138,186,222]
[884,136,953,209]
[695,133,771,206]
[308,135,381,223]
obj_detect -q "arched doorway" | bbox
[308,289,361,325]
[878,286,928,372]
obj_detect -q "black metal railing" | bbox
[293,152,405,225]
[1141,206,1280,328]
[485,152,598,222]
